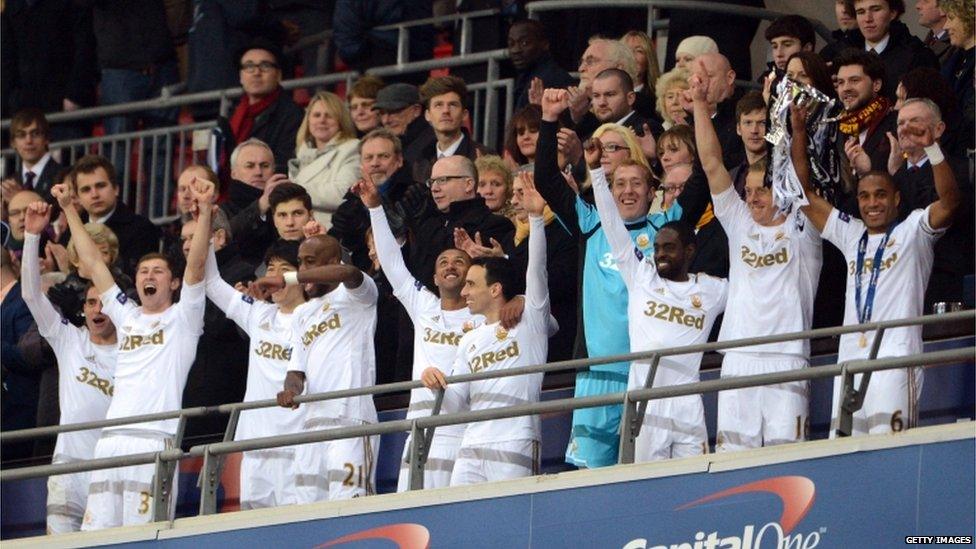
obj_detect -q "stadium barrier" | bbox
[1,310,972,522]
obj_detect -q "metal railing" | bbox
[374,8,501,64]
[2,311,972,523]
[526,0,834,43]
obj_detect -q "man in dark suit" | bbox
[0,247,39,461]
[840,0,939,99]
[69,155,161,276]
[835,49,898,176]
[915,0,955,65]
[891,98,973,306]
[589,68,663,143]
[2,110,64,204]
[690,53,745,171]
[404,75,490,185]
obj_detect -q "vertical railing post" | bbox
[835,364,856,437]
[618,391,639,465]
[484,58,499,147]
[407,421,424,490]
[198,407,240,515]
[460,16,473,55]
[397,26,410,65]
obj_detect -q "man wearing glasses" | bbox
[407,155,514,290]
[219,40,304,174]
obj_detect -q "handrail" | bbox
[3,310,972,444]
[526,0,834,42]
[1,346,971,484]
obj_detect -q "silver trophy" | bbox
[766,78,837,216]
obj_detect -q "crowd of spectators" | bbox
[0,0,973,529]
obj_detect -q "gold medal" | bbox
[858,333,868,348]
[691,294,703,309]
[636,233,650,248]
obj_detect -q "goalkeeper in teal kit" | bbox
[535,87,711,467]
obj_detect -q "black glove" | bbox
[47,282,84,327]
[329,203,367,243]
[395,183,432,227]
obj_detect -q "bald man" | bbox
[265,234,379,502]
[6,190,45,257]
[407,155,514,290]
[688,54,744,170]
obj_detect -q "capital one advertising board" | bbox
[129,438,973,548]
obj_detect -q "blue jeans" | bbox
[100,62,180,218]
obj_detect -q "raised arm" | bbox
[355,174,413,289]
[183,177,215,286]
[691,60,733,194]
[791,105,832,232]
[586,139,638,287]
[535,89,582,234]
[51,183,114,294]
[901,127,959,230]
[20,202,61,333]
[519,175,550,312]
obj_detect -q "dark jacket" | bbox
[220,180,275,268]
[942,47,975,153]
[513,53,575,111]
[924,30,956,67]
[330,164,415,272]
[14,156,64,203]
[98,202,162,276]
[181,244,253,446]
[829,20,940,100]
[405,129,491,185]
[695,100,744,171]
[218,89,305,174]
[407,194,515,290]
[632,86,661,125]
[1,282,40,460]
[333,0,434,71]
[75,0,176,70]
[1,0,98,116]
[820,27,864,64]
[509,217,579,362]
[400,116,436,163]
[620,111,664,141]
[894,157,974,306]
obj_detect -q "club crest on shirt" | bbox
[653,287,666,295]
[886,237,896,248]
[321,301,331,313]
[635,233,650,248]
[774,230,785,241]
[259,322,271,332]
[495,326,509,340]
[691,294,703,309]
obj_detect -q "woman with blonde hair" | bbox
[655,68,692,128]
[621,31,662,121]
[288,91,361,228]
[474,155,515,218]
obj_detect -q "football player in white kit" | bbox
[268,234,379,502]
[422,174,552,485]
[52,175,211,530]
[690,64,822,451]
[589,141,728,461]
[205,232,306,508]
[20,201,117,533]
[790,100,960,436]
[351,173,481,491]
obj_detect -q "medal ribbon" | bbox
[854,224,896,324]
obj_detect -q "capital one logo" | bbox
[315,523,430,549]
[624,476,823,549]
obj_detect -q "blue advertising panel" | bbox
[106,436,973,548]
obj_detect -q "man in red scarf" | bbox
[834,49,898,177]
[220,40,304,174]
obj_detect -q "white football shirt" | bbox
[592,168,728,389]
[289,275,379,425]
[449,215,551,446]
[205,249,305,440]
[822,206,942,361]
[369,207,481,438]
[100,280,205,435]
[21,233,115,461]
[712,187,822,356]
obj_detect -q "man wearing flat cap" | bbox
[374,83,435,156]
